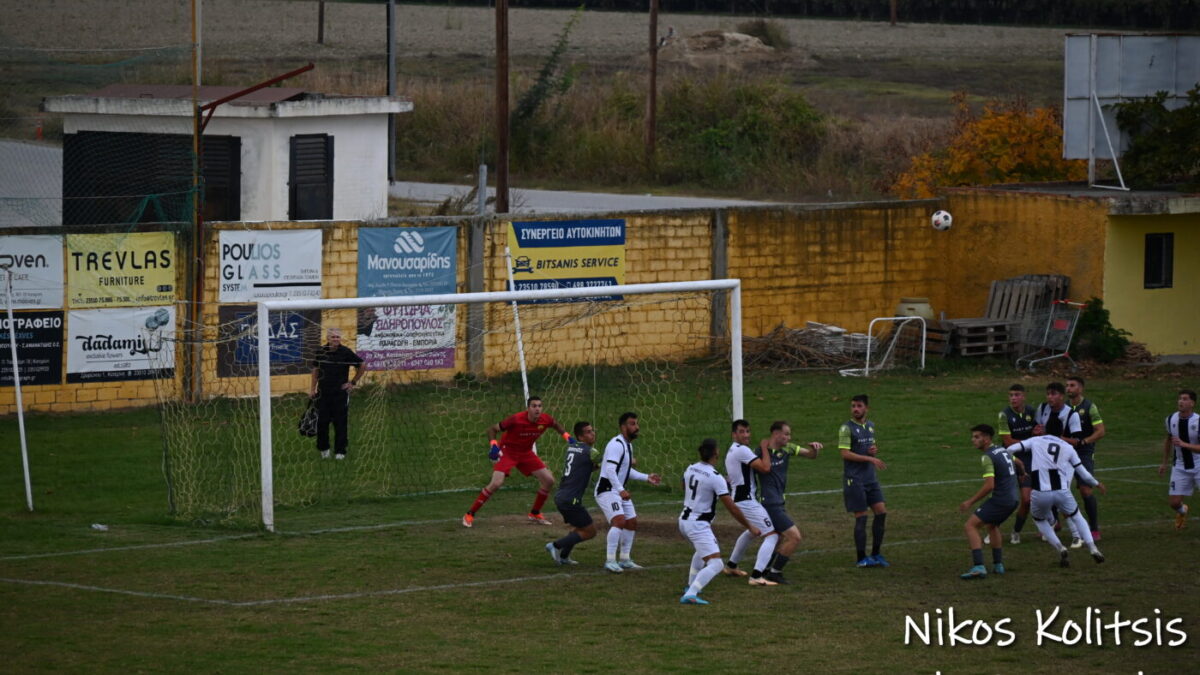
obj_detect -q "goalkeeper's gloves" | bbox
[563,432,575,444]
[488,440,501,462]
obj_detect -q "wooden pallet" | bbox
[942,318,1019,357]
[984,274,1070,320]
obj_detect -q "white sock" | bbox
[754,533,779,573]
[1070,511,1094,547]
[1066,515,1080,538]
[1034,519,1064,551]
[1175,504,1188,515]
[730,530,753,566]
[687,557,724,596]
[688,552,704,586]
[606,526,622,562]
[619,529,636,560]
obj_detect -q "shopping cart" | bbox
[1015,300,1085,371]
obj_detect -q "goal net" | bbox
[153,280,742,530]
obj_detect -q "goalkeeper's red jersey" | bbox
[499,412,559,456]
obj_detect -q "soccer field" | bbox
[1,366,1196,672]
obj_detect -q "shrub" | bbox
[892,93,1087,198]
[1071,297,1131,363]
[1111,85,1200,191]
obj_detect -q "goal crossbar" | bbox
[255,278,743,531]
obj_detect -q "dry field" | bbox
[3,0,1069,108]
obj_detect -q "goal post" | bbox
[254,279,743,532]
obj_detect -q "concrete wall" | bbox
[62,113,390,222]
[1105,214,1200,355]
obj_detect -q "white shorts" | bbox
[678,519,720,558]
[1169,466,1200,496]
[735,500,774,534]
[1031,489,1080,521]
[595,491,637,523]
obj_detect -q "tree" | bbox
[892,94,1087,199]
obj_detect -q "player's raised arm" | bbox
[719,494,761,537]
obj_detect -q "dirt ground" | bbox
[4,0,1066,69]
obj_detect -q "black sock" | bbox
[992,548,1003,565]
[971,548,984,566]
[770,554,790,573]
[750,569,763,579]
[854,515,868,560]
[1083,494,1099,530]
[1014,514,1027,533]
[726,560,739,569]
[554,531,583,555]
[871,513,887,556]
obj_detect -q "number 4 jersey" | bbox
[680,462,729,522]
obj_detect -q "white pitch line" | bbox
[0,519,1168,607]
[0,464,1163,563]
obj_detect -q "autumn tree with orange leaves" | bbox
[892,94,1087,199]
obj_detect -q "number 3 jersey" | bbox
[1005,435,1097,492]
[680,462,729,522]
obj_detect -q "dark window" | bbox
[289,134,334,220]
[1144,233,1174,289]
[62,131,240,225]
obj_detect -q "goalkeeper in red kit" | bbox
[462,396,571,528]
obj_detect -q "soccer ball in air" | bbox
[930,210,953,231]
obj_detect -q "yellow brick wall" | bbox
[940,190,1110,319]
[728,204,942,334]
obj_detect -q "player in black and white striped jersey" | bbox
[1004,435,1107,568]
[722,419,779,586]
[1034,382,1086,545]
[678,438,760,605]
[594,412,662,573]
[1161,389,1200,530]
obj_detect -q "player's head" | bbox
[697,437,719,464]
[769,420,791,446]
[573,420,596,446]
[326,327,343,347]
[1008,383,1026,408]
[731,419,750,444]
[1180,390,1197,413]
[970,424,995,451]
[527,396,544,418]
[619,411,639,440]
[1066,376,1085,399]
[851,394,869,420]
[1045,382,1065,407]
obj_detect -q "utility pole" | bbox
[318,1,325,44]
[645,0,659,171]
[495,0,510,214]
[387,0,396,182]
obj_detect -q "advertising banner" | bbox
[0,311,64,386]
[506,219,625,302]
[356,227,457,370]
[218,229,322,302]
[66,232,176,308]
[0,235,64,309]
[66,306,175,383]
[216,305,322,378]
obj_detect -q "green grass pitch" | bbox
[1,364,1197,672]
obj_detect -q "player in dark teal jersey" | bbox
[756,420,823,584]
[1067,376,1107,542]
[839,395,889,567]
[547,422,601,565]
[958,424,1024,580]
[998,383,1037,543]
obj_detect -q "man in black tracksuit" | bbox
[309,328,366,459]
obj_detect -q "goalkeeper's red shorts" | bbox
[495,451,546,477]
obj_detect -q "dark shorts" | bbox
[843,478,884,513]
[974,499,1018,526]
[1075,451,1095,488]
[764,503,795,532]
[555,500,593,529]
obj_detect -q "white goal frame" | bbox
[255,279,743,531]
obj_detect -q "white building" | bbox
[40,84,411,224]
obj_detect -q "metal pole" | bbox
[645,0,659,171]
[495,0,510,214]
[188,0,203,405]
[3,269,33,511]
[256,302,275,532]
[477,164,488,215]
[318,1,325,44]
[730,282,743,420]
[387,0,396,183]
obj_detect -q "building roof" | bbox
[87,84,306,104]
[951,182,1200,215]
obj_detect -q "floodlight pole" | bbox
[3,268,33,512]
